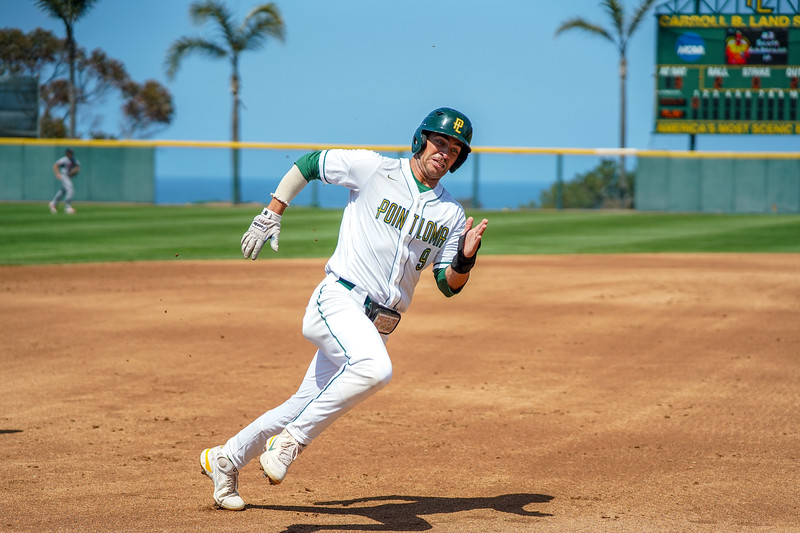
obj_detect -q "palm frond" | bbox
[241,4,285,51]
[34,0,100,23]
[190,0,236,46]
[164,37,226,79]
[628,0,659,35]
[242,4,285,47]
[555,18,615,44]
[602,0,626,36]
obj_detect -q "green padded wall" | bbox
[636,157,800,213]
[0,145,154,203]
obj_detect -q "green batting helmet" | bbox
[411,107,473,172]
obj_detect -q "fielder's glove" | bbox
[241,208,282,259]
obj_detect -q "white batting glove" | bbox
[241,208,281,259]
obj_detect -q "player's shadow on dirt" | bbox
[250,492,554,532]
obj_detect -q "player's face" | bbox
[414,133,462,186]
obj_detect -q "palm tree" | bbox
[34,0,100,138]
[555,0,657,207]
[165,1,285,204]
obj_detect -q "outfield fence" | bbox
[1,137,798,213]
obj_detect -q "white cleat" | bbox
[48,202,57,214]
[259,429,306,485]
[199,446,245,511]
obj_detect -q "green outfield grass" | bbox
[1,203,799,265]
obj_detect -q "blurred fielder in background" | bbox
[49,148,80,215]
[199,107,488,511]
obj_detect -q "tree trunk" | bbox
[619,54,628,207]
[67,23,76,138]
[231,66,241,205]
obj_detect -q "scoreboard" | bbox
[655,13,800,134]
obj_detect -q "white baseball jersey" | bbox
[55,155,79,180]
[318,149,466,313]
[223,148,470,464]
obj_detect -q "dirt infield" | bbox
[1,255,798,532]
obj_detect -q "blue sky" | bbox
[4,0,798,204]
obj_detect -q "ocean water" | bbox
[156,175,550,210]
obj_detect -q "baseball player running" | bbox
[49,148,80,214]
[200,107,489,511]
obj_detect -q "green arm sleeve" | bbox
[434,267,463,297]
[294,151,322,181]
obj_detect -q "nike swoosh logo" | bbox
[387,174,397,181]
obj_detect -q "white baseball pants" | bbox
[223,274,393,470]
[51,177,74,208]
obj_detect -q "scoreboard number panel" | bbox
[655,12,800,135]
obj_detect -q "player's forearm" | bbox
[267,197,287,215]
[268,164,308,214]
[445,267,470,291]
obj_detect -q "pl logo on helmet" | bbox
[412,107,473,172]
